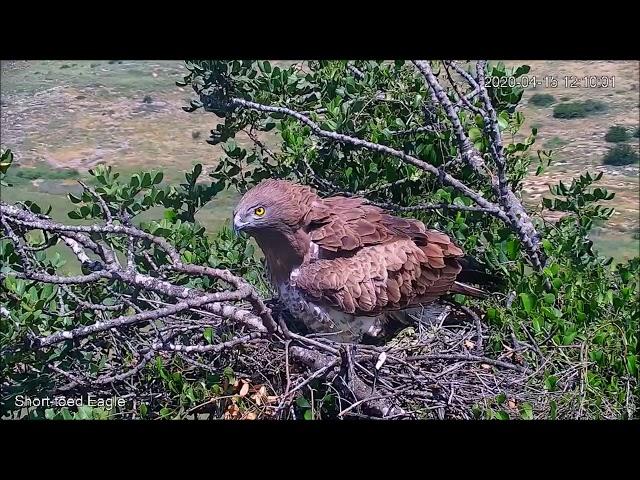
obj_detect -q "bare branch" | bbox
[411,60,544,269]
[32,289,251,348]
[61,236,92,264]
[405,353,526,373]
[225,97,509,223]
[365,199,499,215]
[347,63,365,80]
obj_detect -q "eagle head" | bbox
[232,179,317,235]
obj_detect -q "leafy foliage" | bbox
[1,159,269,420]
[529,93,556,107]
[604,125,630,143]
[602,144,639,166]
[0,148,14,187]
[553,100,607,119]
[178,60,545,272]
[488,173,639,417]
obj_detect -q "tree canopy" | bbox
[1,61,637,420]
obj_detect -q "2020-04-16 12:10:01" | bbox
[484,76,561,88]
[483,76,616,89]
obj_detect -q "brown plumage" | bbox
[233,179,488,341]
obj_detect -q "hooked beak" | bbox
[232,211,247,235]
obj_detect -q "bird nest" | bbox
[195,301,541,420]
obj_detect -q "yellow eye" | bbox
[254,207,266,217]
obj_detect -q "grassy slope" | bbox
[508,60,639,261]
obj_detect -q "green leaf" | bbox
[494,410,510,420]
[164,209,177,222]
[68,193,82,204]
[544,375,558,391]
[303,409,313,420]
[543,293,556,305]
[142,172,152,188]
[505,238,520,260]
[296,396,310,409]
[497,114,509,131]
[519,402,533,420]
[77,405,93,420]
[563,331,577,345]
[130,175,140,189]
[3,275,17,292]
[153,172,164,185]
[627,354,637,376]
[469,128,482,142]
[519,293,536,313]
[204,327,213,344]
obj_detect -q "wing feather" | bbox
[290,238,464,315]
[288,193,467,315]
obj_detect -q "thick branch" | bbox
[412,60,544,269]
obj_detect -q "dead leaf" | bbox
[508,399,517,410]
[239,382,250,397]
[464,340,476,349]
[225,403,240,419]
[251,385,268,406]
[481,363,492,370]
[244,412,257,420]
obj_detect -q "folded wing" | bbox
[291,237,464,316]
